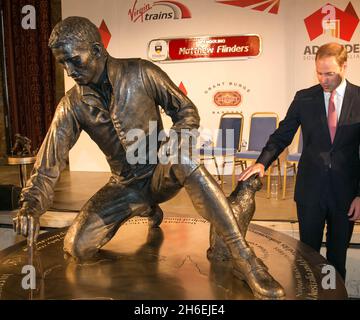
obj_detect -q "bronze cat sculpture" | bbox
[207,174,262,261]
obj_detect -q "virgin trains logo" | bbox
[216,0,280,15]
[304,2,359,41]
[128,0,191,23]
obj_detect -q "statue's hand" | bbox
[13,208,40,247]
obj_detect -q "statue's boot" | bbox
[183,166,285,299]
[147,204,164,228]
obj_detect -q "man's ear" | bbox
[91,43,103,58]
[343,61,348,72]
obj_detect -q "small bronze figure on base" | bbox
[11,134,33,157]
[207,175,262,261]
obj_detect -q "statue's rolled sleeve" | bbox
[19,96,81,216]
[139,60,201,181]
[139,59,200,132]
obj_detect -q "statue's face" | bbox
[52,41,104,85]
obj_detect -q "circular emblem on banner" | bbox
[213,91,242,107]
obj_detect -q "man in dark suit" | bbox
[239,42,360,280]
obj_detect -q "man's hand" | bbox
[238,163,265,181]
[348,197,360,221]
[13,208,40,247]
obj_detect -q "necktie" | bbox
[327,90,337,143]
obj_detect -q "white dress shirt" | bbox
[323,79,347,121]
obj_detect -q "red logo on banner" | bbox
[179,82,188,95]
[216,0,280,15]
[99,20,111,49]
[214,91,242,107]
[304,2,359,41]
[128,0,191,23]
[160,35,261,62]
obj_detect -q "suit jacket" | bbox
[257,81,360,212]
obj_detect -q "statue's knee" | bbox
[63,232,77,258]
[64,231,82,258]
[63,228,97,260]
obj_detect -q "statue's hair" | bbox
[315,42,347,66]
[48,16,103,49]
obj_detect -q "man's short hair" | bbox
[315,42,347,66]
[48,16,103,49]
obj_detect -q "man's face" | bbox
[52,42,103,85]
[316,56,346,92]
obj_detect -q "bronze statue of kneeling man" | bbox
[13,16,285,300]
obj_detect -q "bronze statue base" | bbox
[0,217,347,300]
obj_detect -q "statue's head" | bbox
[49,16,108,86]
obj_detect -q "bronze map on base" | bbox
[0,217,347,300]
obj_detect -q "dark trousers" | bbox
[296,202,354,280]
